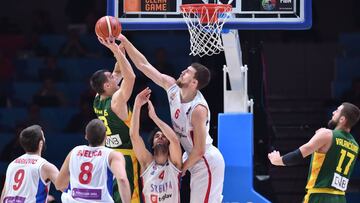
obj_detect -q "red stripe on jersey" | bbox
[203,157,212,203]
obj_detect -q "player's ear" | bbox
[103,82,110,90]
[339,115,347,125]
[85,134,89,141]
[38,139,43,150]
[192,78,198,88]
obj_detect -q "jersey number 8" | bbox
[79,162,94,184]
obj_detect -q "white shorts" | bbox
[183,145,225,203]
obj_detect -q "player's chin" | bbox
[176,80,183,88]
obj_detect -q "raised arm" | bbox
[181,105,207,174]
[109,151,131,203]
[55,152,71,192]
[98,38,136,121]
[148,100,182,169]
[130,88,153,171]
[268,128,333,166]
[118,34,176,90]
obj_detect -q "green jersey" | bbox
[93,95,133,149]
[306,129,359,192]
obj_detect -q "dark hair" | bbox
[148,127,161,148]
[341,102,360,128]
[191,62,211,90]
[19,125,43,153]
[90,69,109,94]
[86,119,107,147]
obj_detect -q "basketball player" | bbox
[55,119,131,203]
[0,125,59,202]
[90,38,140,203]
[119,35,225,203]
[130,88,182,203]
[268,102,360,203]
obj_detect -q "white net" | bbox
[181,4,232,57]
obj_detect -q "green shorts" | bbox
[304,193,346,203]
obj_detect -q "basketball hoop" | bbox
[180,4,232,57]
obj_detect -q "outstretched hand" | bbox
[147,100,157,120]
[117,34,128,43]
[98,37,120,54]
[268,150,283,166]
[134,87,151,107]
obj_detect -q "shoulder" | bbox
[166,83,179,93]
[71,145,82,152]
[109,150,124,160]
[93,94,100,102]
[313,128,333,141]
[41,161,58,173]
[315,128,332,136]
[192,105,208,117]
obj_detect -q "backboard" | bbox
[107,0,312,30]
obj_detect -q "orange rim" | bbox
[180,4,232,23]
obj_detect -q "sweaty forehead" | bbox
[188,66,196,74]
[338,105,344,111]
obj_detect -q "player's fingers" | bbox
[98,37,105,44]
[117,34,125,41]
[140,87,151,97]
[110,36,117,44]
[105,38,112,44]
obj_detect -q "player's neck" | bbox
[154,154,168,165]
[26,151,41,156]
[180,88,197,103]
[100,94,110,100]
[335,125,351,133]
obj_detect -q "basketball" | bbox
[95,16,122,39]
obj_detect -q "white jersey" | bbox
[167,84,213,153]
[167,84,225,203]
[3,154,50,203]
[140,160,181,203]
[66,145,114,203]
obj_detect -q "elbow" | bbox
[139,63,149,70]
[54,176,69,192]
[54,182,65,192]
[129,71,136,80]
[118,175,129,186]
